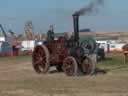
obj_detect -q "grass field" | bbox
[0,53,128,96]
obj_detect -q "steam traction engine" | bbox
[32,15,96,76]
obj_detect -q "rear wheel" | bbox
[32,45,50,73]
[63,56,78,76]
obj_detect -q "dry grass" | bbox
[0,53,128,96]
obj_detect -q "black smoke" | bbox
[73,0,104,16]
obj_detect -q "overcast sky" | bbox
[0,0,128,33]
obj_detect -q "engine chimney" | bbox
[72,14,79,47]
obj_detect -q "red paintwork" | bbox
[44,36,68,64]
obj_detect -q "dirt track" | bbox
[0,56,128,96]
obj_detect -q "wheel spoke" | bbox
[34,55,46,64]
[34,59,42,65]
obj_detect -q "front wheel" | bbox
[81,56,95,75]
[63,56,78,76]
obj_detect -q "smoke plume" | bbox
[73,0,104,16]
